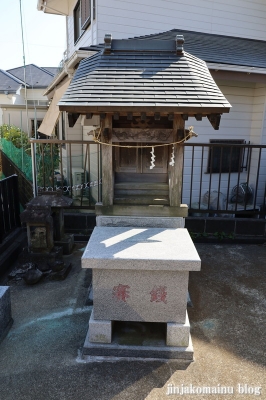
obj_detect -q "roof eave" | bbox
[43,50,96,96]
[58,104,231,114]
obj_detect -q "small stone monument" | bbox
[20,191,74,255]
[19,191,73,280]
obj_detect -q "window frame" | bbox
[74,0,91,44]
[207,139,245,174]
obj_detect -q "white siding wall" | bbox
[97,0,266,42]
[66,0,266,58]
[1,107,48,134]
[183,81,266,208]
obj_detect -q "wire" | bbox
[19,0,30,137]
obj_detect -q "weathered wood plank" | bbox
[101,114,113,206]
[114,196,169,205]
[112,128,173,143]
[169,115,185,207]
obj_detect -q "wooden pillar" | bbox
[101,114,113,206]
[169,114,185,206]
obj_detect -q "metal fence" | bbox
[2,139,266,218]
[183,142,266,218]
[0,175,21,243]
[30,139,102,209]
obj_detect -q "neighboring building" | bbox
[0,64,57,136]
[37,0,266,207]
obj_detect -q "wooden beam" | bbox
[141,112,146,121]
[86,113,93,119]
[101,114,113,206]
[113,112,120,120]
[59,105,230,115]
[195,113,202,121]
[127,112,133,120]
[208,114,221,130]
[154,112,160,120]
[169,115,185,207]
[182,114,188,121]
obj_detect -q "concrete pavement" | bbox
[0,242,265,399]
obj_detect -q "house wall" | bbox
[0,107,48,135]
[96,0,266,42]
[67,0,266,58]
[181,79,266,207]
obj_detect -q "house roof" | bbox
[135,29,266,70]
[0,69,24,94]
[81,29,266,71]
[59,36,231,115]
[6,64,56,88]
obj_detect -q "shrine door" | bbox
[114,144,169,205]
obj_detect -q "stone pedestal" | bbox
[0,287,13,343]
[82,226,201,360]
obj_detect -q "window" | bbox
[74,0,91,43]
[31,119,42,137]
[207,139,245,173]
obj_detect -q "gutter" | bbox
[207,62,266,75]
[43,50,96,96]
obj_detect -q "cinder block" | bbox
[89,309,113,344]
[0,286,12,342]
[166,311,190,347]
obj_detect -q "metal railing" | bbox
[30,139,102,209]
[0,175,21,243]
[3,139,266,218]
[183,142,266,218]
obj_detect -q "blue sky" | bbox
[0,0,66,70]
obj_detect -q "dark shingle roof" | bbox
[0,69,25,94]
[81,29,266,70]
[41,67,58,76]
[134,29,266,70]
[59,37,231,114]
[7,64,56,88]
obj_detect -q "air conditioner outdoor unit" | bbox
[72,167,86,196]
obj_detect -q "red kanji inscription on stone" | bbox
[112,284,130,302]
[150,286,167,304]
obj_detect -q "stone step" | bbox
[114,182,168,190]
[113,195,169,205]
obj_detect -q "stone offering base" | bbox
[83,309,193,361]
[82,216,201,362]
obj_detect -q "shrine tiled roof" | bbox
[59,35,231,114]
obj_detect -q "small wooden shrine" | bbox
[59,34,231,217]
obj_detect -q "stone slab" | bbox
[89,310,113,343]
[93,269,188,323]
[95,203,189,217]
[83,329,194,361]
[96,216,185,228]
[82,227,201,271]
[0,286,13,343]
[166,311,190,347]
